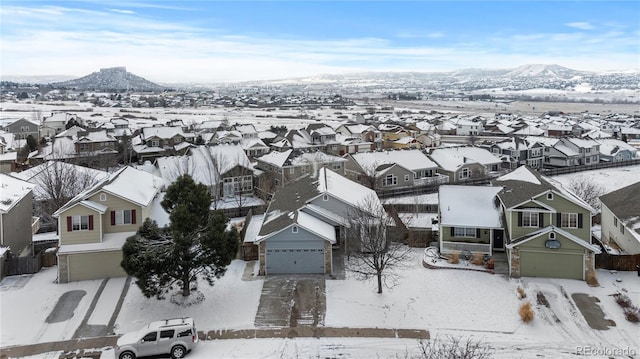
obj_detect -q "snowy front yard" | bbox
[2,248,639,358]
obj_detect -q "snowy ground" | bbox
[550,164,640,194]
[2,249,639,358]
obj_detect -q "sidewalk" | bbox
[0,327,430,358]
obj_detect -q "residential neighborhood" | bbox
[1,90,639,358]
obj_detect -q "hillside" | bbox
[52,67,164,92]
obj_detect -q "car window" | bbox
[177,329,193,337]
[160,330,175,339]
[142,332,157,342]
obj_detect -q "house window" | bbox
[453,227,476,238]
[614,217,618,227]
[151,140,160,147]
[332,162,342,170]
[561,213,578,228]
[274,179,280,186]
[20,126,30,132]
[459,168,471,180]
[290,167,295,174]
[292,225,298,233]
[301,166,307,173]
[620,223,625,234]
[522,212,539,227]
[115,210,133,225]
[78,143,91,152]
[547,192,553,200]
[382,174,397,186]
[99,193,107,201]
[404,174,410,182]
[174,137,182,143]
[72,215,89,231]
[323,194,329,201]
[549,232,556,240]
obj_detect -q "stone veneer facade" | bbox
[509,247,520,278]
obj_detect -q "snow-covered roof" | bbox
[316,167,381,211]
[257,149,292,167]
[102,167,164,207]
[57,231,134,254]
[351,150,437,173]
[0,173,35,213]
[208,144,254,174]
[142,126,194,140]
[496,166,541,185]
[77,130,117,143]
[439,185,503,228]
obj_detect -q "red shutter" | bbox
[67,216,72,232]
[111,211,116,225]
[131,209,137,224]
[88,215,94,230]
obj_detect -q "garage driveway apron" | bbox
[254,275,326,328]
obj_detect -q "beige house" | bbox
[53,166,166,283]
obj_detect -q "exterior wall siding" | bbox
[264,227,325,250]
[600,204,640,254]
[88,191,143,234]
[1,193,34,254]
[440,226,491,243]
[66,250,127,282]
[59,205,101,245]
[308,195,355,220]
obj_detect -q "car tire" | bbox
[119,351,136,359]
[171,345,187,358]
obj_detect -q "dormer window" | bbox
[547,192,553,200]
[292,225,299,233]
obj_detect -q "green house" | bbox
[494,166,600,280]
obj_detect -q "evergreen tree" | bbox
[121,175,238,298]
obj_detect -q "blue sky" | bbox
[1,1,638,83]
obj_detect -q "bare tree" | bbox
[566,175,605,210]
[35,161,102,229]
[345,194,411,294]
[405,335,494,359]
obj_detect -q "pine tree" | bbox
[121,175,238,298]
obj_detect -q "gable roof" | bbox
[351,149,437,173]
[258,168,380,238]
[600,181,640,231]
[494,166,594,212]
[506,225,601,253]
[439,185,503,228]
[0,173,35,213]
[53,166,164,216]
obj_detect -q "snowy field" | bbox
[2,249,639,359]
[550,164,640,194]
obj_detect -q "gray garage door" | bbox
[266,248,325,274]
[520,250,584,280]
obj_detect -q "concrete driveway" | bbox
[254,275,326,328]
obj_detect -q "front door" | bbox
[493,229,504,252]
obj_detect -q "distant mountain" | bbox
[0,74,76,83]
[503,64,587,78]
[52,67,164,91]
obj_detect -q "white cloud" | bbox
[565,22,595,30]
[1,4,638,82]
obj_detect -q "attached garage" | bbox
[507,227,600,281]
[519,250,584,280]
[266,247,325,274]
[64,250,127,282]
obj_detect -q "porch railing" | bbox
[441,241,491,255]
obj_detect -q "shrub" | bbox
[613,293,632,308]
[470,252,484,266]
[517,287,526,299]
[519,301,534,322]
[409,335,494,359]
[624,307,639,323]
[585,270,599,287]
[448,252,459,264]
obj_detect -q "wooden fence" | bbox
[595,253,640,271]
[2,252,58,277]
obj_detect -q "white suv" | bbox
[115,317,198,359]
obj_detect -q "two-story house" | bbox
[428,147,493,183]
[344,149,445,190]
[0,174,36,257]
[133,126,196,163]
[595,138,638,162]
[75,130,118,155]
[494,166,600,280]
[599,181,640,254]
[0,118,39,140]
[487,137,544,169]
[255,149,347,189]
[559,138,600,165]
[335,124,383,151]
[251,167,384,275]
[53,166,166,283]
